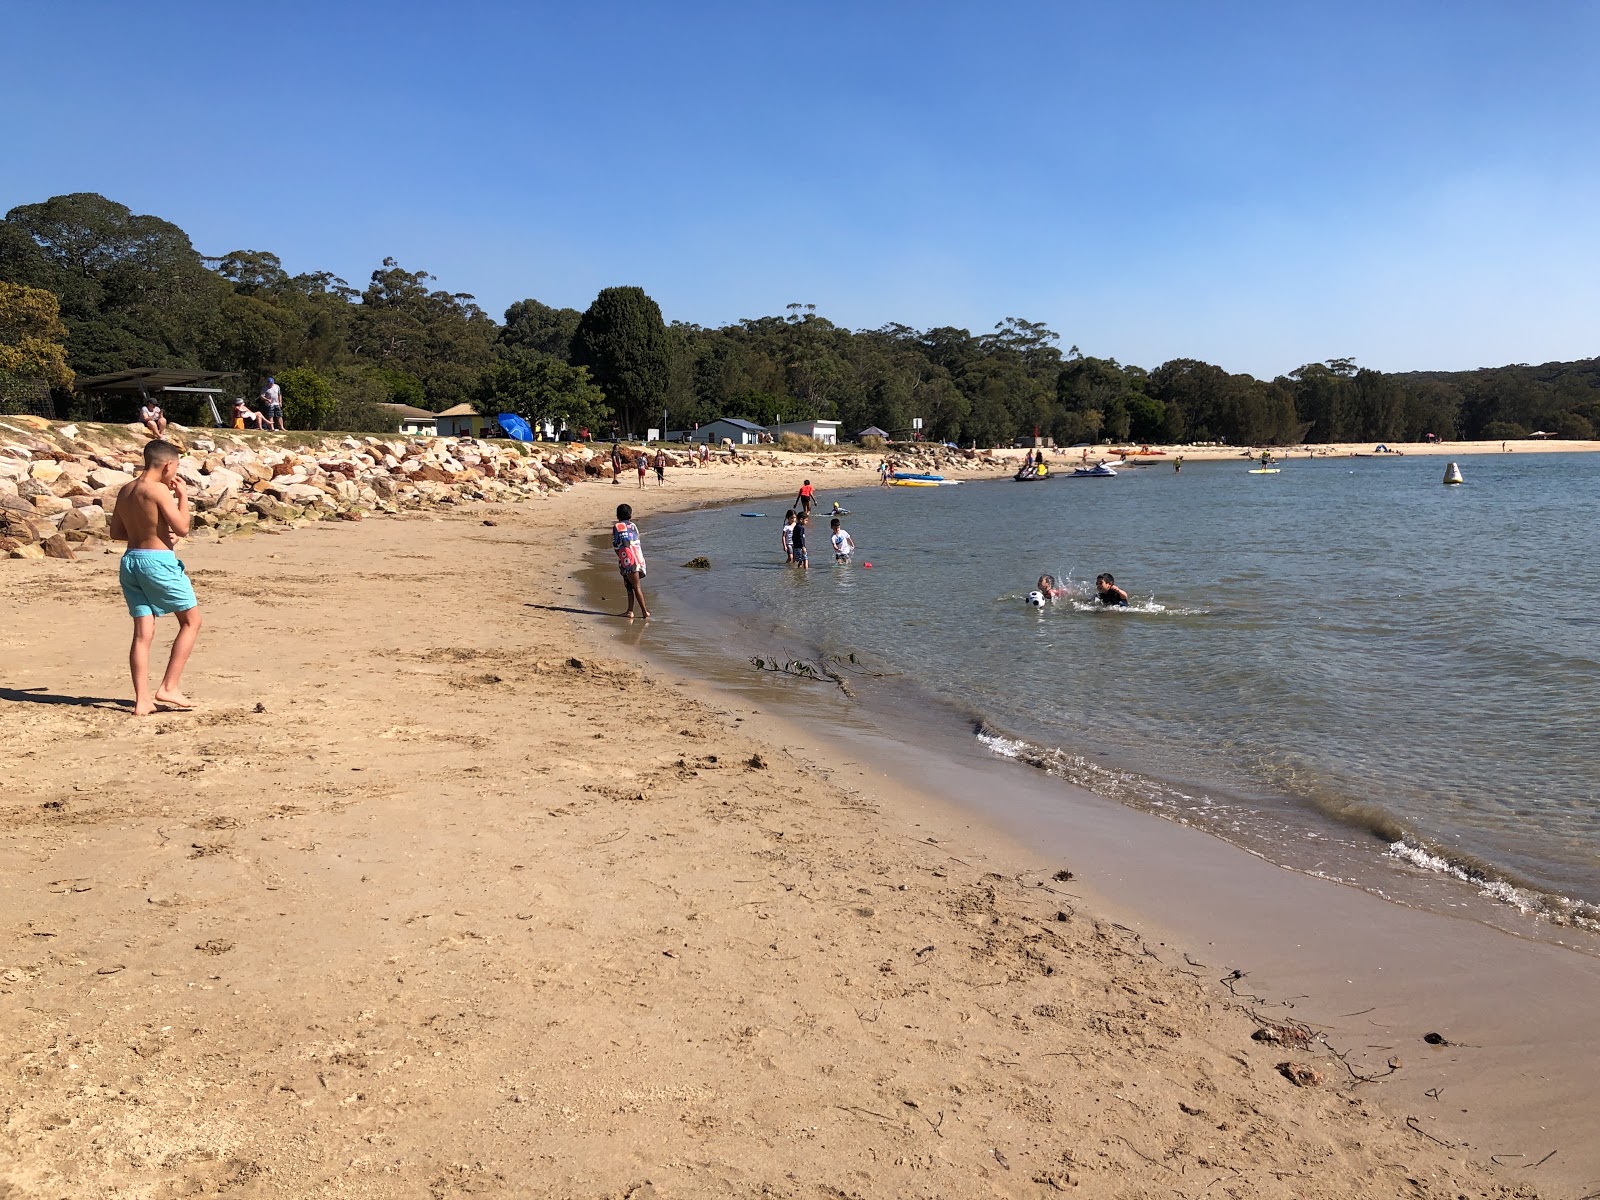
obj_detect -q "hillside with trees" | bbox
[1,193,1595,443]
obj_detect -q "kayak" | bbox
[891,479,939,487]
[740,512,766,517]
[891,472,943,481]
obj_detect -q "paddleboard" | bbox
[1247,468,1281,474]
[891,479,938,487]
[740,512,766,517]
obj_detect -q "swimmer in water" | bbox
[1037,574,1066,600]
[1095,572,1129,606]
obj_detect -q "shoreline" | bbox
[577,474,1600,1194]
[2,460,1593,1196]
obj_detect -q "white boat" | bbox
[1071,464,1118,478]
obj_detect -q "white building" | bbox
[768,419,842,445]
[375,403,438,437]
[682,418,768,445]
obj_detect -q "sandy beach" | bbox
[2,456,1592,1198]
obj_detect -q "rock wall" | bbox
[0,419,594,561]
[0,417,996,562]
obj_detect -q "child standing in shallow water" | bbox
[780,509,796,563]
[108,440,202,715]
[791,512,809,570]
[612,503,649,619]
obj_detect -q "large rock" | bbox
[9,541,46,559]
[30,494,73,516]
[41,533,74,560]
[88,466,136,491]
[60,505,107,533]
[29,461,65,484]
[202,466,246,495]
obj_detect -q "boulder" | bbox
[202,466,246,495]
[88,467,136,491]
[41,533,74,560]
[60,505,106,533]
[30,494,74,516]
[9,541,46,559]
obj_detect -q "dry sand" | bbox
[0,461,1576,1198]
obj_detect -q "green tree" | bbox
[279,366,334,429]
[570,286,673,435]
[0,281,74,388]
[348,258,496,408]
[476,348,610,435]
[500,298,581,360]
[0,192,224,375]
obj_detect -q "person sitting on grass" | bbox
[138,401,167,437]
[232,397,267,430]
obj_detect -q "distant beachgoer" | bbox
[611,503,649,619]
[232,397,267,430]
[610,443,623,485]
[791,513,809,570]
[796,479,815,514]
[138,401,167,437]
[259,377,285,430]
[699,442,710,466]
[107,440,202,716]
[781,509,796,563]
[1037,574,1066,600]
[653,449,666,486]
[1095,573,1129,607]
[829,517,855,564]
[636,452,648,488]
[1174,455,1184,473]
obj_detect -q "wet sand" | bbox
[1,462,1588,1197]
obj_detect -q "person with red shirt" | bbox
[795,479,816,515]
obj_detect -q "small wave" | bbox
[1387,841,1600,933]
[976,722,1600,936]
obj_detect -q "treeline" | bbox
[2,192,1597,443]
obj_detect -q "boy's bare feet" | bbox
[154,689,195,710]
[132,699,157,717]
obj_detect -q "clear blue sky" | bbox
[6,1,1598,378]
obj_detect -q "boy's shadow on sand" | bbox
[524,602,613,618]
[0,687,129,711]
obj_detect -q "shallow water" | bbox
[640,453,1600,927]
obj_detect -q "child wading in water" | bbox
[612,503,649,618]
[108,440,202,715]
[791,512,809,570]
[780,509,796,563]
[829,517,855,564]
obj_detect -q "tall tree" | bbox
[500,298,582,360]
[0,192,224,374]
[569,286,672,435]
[348,258,496,408]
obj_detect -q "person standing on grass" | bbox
[259,377,285,430]
[612,503,649,619]
[107,440,202,716]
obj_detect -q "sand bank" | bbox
[0,461,1579,1197]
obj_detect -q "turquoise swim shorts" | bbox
[119,549,198,619]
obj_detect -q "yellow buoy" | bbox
[1443,462,1464,485]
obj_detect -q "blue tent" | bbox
[497,413,534,442]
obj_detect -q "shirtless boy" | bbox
[108,441,202,715]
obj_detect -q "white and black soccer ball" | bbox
[1026,590,1047,608]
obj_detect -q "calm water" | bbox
[641,453,1600,928]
